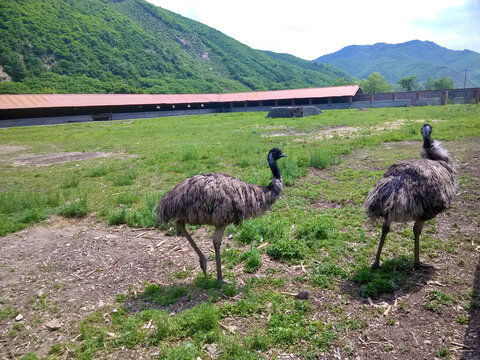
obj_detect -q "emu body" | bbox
[155,148,287,282]
[365,124,456,269]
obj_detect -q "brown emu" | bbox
[155,148,287,283]
[365,124,457,269]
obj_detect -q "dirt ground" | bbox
[0,138,479,359]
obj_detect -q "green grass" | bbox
[424,290,454,314]
[1,105,480,358]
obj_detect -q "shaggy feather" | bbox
[365,159,456,222]
[156,172,283,226]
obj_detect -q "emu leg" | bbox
[177,221,207,277]
[372,222,390,269]
[213,225,227,283]
[413,219,425,269]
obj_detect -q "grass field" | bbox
[0,104,479,359]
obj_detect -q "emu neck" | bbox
[268,154,282,180]
[423,136,433,149]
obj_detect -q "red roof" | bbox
[0,85,360,110]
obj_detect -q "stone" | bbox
[45,319,62,331]
[15,314,23,322]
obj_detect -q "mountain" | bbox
[0,0,350,94]
[315,40,480,88]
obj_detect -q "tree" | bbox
[433,76,454,90]
[333,77,354,86]
[398,76,417,91]
[424,77,436,90]
[360,73,393,94]
[424,76,454,90]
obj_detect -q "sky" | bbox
[146,0,480,60]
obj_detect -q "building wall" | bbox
[1,88,478,127]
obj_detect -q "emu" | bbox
[365,124,457,269]
[155,148,287,283]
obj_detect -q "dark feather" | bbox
[156,172,282,226]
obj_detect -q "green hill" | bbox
[315,40,480,88]
[0,0,350,94]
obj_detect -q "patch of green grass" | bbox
[241,247,262,273]
[160,342,200,360]
[308,148,341,169]
[140,283,189,306]
[177,302,220,337]
[31,294,51,310]
[49,342,68,355]
[112,169,137,186]
[435,347,451,359]
[243,327,271,351]
[107,207,127,225]
[180,147,200,162]
[295,215,334,249]
[20,354,38,360]
[116,191,140,206]
[219,336,259,359]
[424,290,454,314]
[235,216,289,245]
[0,306,19,320]
[60,173,80,188]
[456,314,469,325]
[57,197,88,217]
[87,165,108,177]
[335,316,367,332]
[0,191,59,235]
[352,257,414,298]
[267,236,306,263]
[310,263,349,289]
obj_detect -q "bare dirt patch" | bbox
[261,119,445,141]
[12,152,114,166]
[0,145,29,155]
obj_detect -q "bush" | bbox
[112,169,137,186]
[160,342,199,360]
[107,208,127,225]
[241,248,262,273]
[87,166,108,177]
[237,217,288,245]
[308,149,340,169]
[57,197,88,217]
[178,303,220,335]
[267,237,305,263]
[295,216,333,248]
[351,258,413,298]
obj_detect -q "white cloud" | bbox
[147,0,478,59]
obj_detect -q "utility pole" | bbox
[463,69,469,89]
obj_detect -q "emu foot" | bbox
[217,277,231,285]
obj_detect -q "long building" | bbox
[1,85,479,127]
[0,86,361,126]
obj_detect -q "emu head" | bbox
[269,148,287,160]
[421,123,433,148]
[421,123,432,140]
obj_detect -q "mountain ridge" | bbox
[315,40,480,87]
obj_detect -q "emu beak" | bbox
[281,153,287,158]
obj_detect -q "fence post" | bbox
[441,91,449,105]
